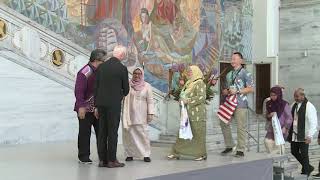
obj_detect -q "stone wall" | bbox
[279,0,320,110]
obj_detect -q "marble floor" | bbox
[0,141,275,180]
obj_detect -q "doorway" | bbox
[255,64,271,114]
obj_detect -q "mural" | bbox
[0,18,8,39]
[4,0,253,92]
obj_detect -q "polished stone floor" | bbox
[0,141,275,180]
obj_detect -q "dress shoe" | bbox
[313,172,320,179]
[308,166,315,176]
[107,160,125,168]
[98,161,108,167]
[234,151,244,157]
[220,148,233,156]
[125,157,133,161]
[144,157,151,162]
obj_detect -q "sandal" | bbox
[167,154,180,160]
[194,156,207,161]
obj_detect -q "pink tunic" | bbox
[128,83,155,125]
[122,82,155,158]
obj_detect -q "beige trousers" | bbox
[220,108,247,152]
[264,138,285,154]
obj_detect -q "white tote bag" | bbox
[272,113,285,146]
[179,101,193,140]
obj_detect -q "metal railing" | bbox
[247,107,265,153]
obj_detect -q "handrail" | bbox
[247,107,264,152]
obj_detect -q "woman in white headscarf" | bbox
[122,67,155,162]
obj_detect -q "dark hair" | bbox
[140,8,150,23]
[233,52,243,59]
[89,49,106,62]
[140,8,149,16]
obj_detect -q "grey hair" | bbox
[295,88,306,96]
[113,45,127,59]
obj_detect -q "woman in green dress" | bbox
[167,65,207,161]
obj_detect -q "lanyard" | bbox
[231,67,242,85]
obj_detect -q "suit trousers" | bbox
[291,142,311,175]
[97,106,121,162]
[78,112,99,160]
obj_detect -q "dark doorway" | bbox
[255,64,271,114]
[219,63,233,105]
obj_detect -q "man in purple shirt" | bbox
[74,49,106,164]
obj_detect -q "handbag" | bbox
[179,101,193,140]
[272,113,285,146]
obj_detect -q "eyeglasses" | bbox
[133,72,142,75]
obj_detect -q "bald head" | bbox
[113,45,127,61]
[294,88,306,103]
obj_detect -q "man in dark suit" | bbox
[94,45,130,168]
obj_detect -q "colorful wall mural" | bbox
[4,0,253,92]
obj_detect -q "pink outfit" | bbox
[130,67,146,91]
[122,68,155,158]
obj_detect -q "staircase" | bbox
[0,2,166,143]
[1,2,319,179]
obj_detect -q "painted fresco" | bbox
[4,0,253,92]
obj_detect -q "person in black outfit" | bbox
[288,88,318,177]
[74,49,106,164]
[94,45,129,168]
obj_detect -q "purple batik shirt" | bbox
[74,63,96,112]
[265,103,293,140]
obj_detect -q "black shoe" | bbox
[220,148,233,156]
[98,161,108,167]
[301,165,314,176]
[144,157,151,162]
[107,160,125,168]
[79,158,93,164]
[313,173,320,178]
[234,151,244,157]
[125,157,133,161]
[308,166,315,176]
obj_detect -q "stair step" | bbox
[273,174,308,180]
[274,163,299,174]
[292,174,308,180]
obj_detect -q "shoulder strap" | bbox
[232,67,242,84]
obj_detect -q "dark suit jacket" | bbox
[94,57,129,110]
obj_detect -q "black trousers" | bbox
[291,142,311,175]
[78,112,99,160]
[97,106,121,162]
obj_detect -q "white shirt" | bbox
[291,101,318,142]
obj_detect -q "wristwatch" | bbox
[236,90,240,94]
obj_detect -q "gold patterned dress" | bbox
[170,66,207,160]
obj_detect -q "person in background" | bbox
[288,88,318,177]
[94,45,130,168]
[74,49,106,164]
[122,67,155,163]
[312,130,320,178]
[167,65,207,161]
[219,52,254,157]
[264,86,292,154]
